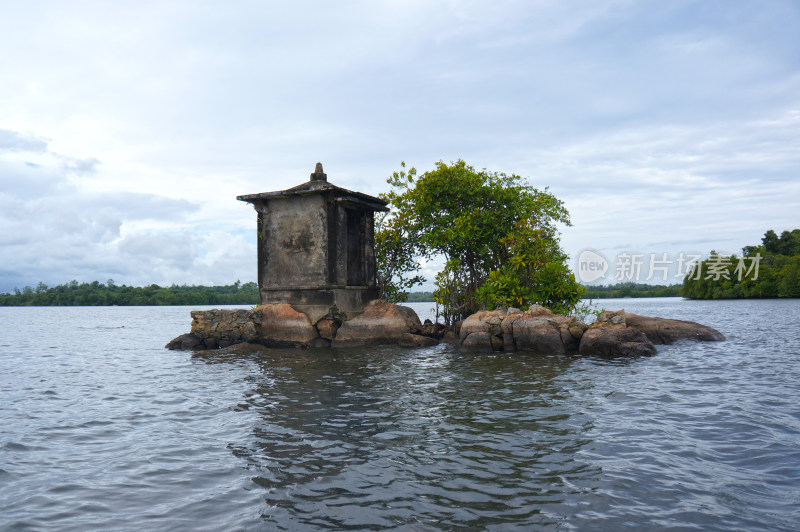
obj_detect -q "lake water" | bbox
[1,298,799,531]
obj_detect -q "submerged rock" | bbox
[624,312,725,344]
[397,333,439,348]
[212,342,270,356]
[165,333,202,350]
[578,324,657,358]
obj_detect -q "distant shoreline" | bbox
[0,281,259,307]
[0,282,689,307]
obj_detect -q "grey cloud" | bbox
[119,232,198,271]
[0,129,48,153]
[0,128,207,291]
[95,192,199,222]
[0,160,69,198]
[63,156,100,175]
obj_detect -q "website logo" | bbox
[575,249,609,283]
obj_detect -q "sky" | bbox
[1,0,798,292]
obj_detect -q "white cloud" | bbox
[0,130,257,291]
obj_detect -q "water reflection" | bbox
[197,345,601,529]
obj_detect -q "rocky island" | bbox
[167,299,723,356]
[167,163,724,356]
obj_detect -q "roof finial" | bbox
[310,162,327,182]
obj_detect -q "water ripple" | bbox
[1,301,799,530]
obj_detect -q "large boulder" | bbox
[578,325,657,357]
[460,310,507,339]
[165,333,203,350]
[461,331,494,352]
[187,308,260,349]
[508,314,565,354]
[254,304,320,347]
[459,310,507,352]
[315,318,341,340]
[331,300,422,347]
[624,312,725,344]
[578,309,656,357]
[453,306,725,357]
[577,309,724,357]
[459,306,587,354]
[167,304,320,350]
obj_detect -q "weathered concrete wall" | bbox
[259,194,328,289]
[238,165,389,323]
[250,191,381,322]
[259,286,379,324]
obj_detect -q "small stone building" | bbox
[237,163,388,322]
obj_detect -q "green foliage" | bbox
[375,163,425,303]
[762,228,800,256]
[475,224,582,315]
[376,160,581,323]
[570,299,606,322]
[0,280,260,306]
[683,228,800,299]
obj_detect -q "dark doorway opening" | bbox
[346,210,363,285]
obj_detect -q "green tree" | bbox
[684,228,800,300]
[374,163,426,302]
[778,229,800,256]
[762,230,779,253]
[778,256,800,297]
[377,160,581,323]
[475,223,581,314]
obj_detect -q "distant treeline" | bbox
[406,291,435,302]
[0,280,260,306]
[0,281,682,306]
[683,229,800,299]
[405,286,682,302]
[580,283,681,299]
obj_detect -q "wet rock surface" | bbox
[460,307,587,354]
[578,323,658,357]
[332,300,421,348]
[167,300,426,350]
[455,308,722,357]
[167,303,724,357]
[624,312,726,344]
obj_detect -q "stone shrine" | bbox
[237,163,388,322]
